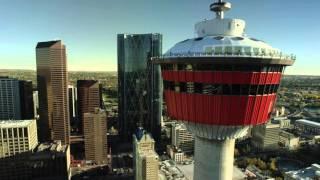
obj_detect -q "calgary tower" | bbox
[154,0,295,180]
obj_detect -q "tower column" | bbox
[194,136,235,180]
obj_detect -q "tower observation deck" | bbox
[153,1,295,180]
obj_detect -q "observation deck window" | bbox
[244,47,251,56]
[234,46,242,55]
[213,36,224,40]
[225,46,233,55]
[253,48,260,56]
[194,37,203,41]
[214,47,223,55]
[231,37,244,41]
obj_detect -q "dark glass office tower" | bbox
[0,77,21,120]
[118,34,162,141]
[19,80,34,119]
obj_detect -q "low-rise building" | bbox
[251,123,280,150]
[272,117,291,129]
[172,123,194,153]
[0,119,38,158]
[284,164,320,180]
[30,140,71,180]
[294,119,320,135]
[167,145,185,163]
[0,140,71,180]
[279,130,299,150]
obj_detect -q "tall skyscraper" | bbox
[118,33,162,141]
[0,119,38,158]
[133,130,159,180]
[19,80,34,119]
[0,77,21,120]
[36,40,70,144]
[83,108,108,165]
[77,80,102,133]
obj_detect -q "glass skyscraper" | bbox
[117,33,162,141]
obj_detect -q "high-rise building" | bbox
[0,119,38,158]
[83,108,108,165]
[0,77,21,120]
[172,123,194,152]
[118,33,162,141]
[68,85,77,130]
[77,80,102,133]
[36,40,70,144]
[153,0,295,179]
[133,130,159,180]
[19,80,34,119]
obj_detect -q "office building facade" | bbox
[68,85,77,131]
[251,123,281,150]
[118,33,162,141]
[83,108,108,165]
[0,119,38,158]
[133,130,159,180]
[0,77,21,120]
[0,140,71,180]
[77,80,102,133]
[36,40,70,144]
[19,80,34,119]
[172,123,194,152]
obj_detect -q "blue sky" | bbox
[0,0,319,75]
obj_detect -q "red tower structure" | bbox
[153,1,295,180]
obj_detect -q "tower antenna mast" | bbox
[210,0,231,19]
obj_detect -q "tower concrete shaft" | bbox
[194,136,235,180]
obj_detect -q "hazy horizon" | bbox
[1,0,320,75]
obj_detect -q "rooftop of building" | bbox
[134,128,155,142]
[295,119,320,128]
[36,40,60,48]
[0,119,35,128]
[35,140,67,153]
[77,79,99,87]
[0,76,18,80]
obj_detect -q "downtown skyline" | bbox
[1,0,320,75]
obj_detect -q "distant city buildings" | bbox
[172,123,194,153]
[0,119,38,158]
[0,140,71,180]
[36,40,70,144]
[0,77,21,120]
[118,33,162,141]
[77,80,103,133]
[83,108,108,165]
[133,130,159,180]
